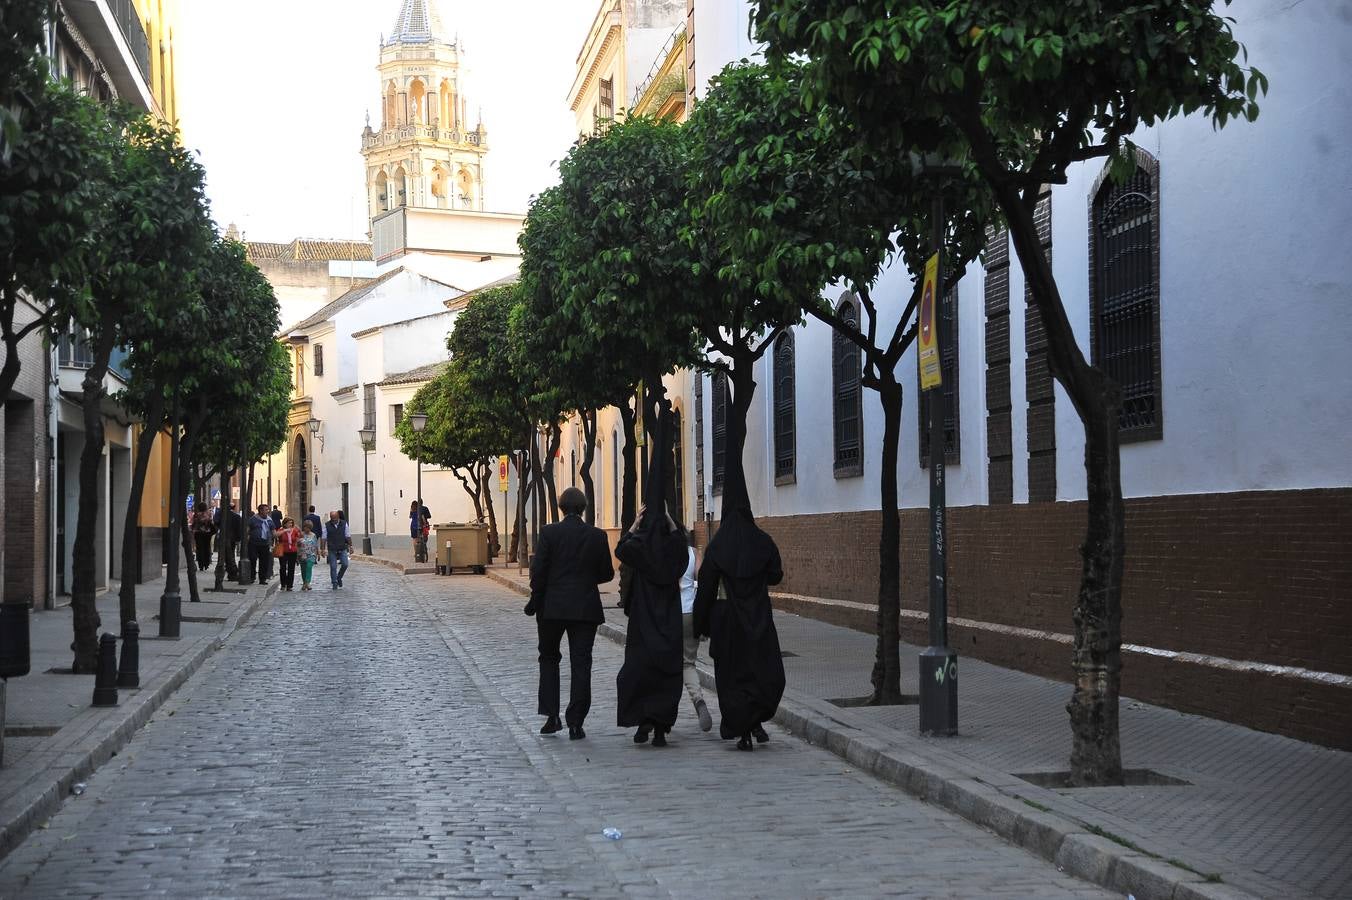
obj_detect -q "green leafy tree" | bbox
[548,116,704,523]
[0,81,108,403]
[67,108,211,671]
[446,282,539,561]
[517,187,641,524]
[754,0,1266,783]
[692,60,992,703]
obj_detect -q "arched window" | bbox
[409,79,426,124]
[773,332,796,484]
[392,166,408,207]
[1090,150,1162,441]
[710,371,728,495]
[832,295,863,477]
[375,171,390,213]
[672,407,685,526]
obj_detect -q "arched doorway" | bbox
[293,434,308,518]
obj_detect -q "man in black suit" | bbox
[526,487,615,740]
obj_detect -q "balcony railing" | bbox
[58,331,131,381]
[107,0,152,87]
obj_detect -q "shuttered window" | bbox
[773,332,796,484]
[832,297,863,477]
[710,371,728,495]
[1090,153,1163,441]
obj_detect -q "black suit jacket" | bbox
[529,515,615,623]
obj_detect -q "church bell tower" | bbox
[361,0,489,221]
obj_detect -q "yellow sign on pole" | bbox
[498,455,510,493]
[917,251,943,390]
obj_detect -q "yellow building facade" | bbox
[133,0,181,124]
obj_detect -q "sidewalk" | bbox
[0,568,275,858]
[462,562,1350,900]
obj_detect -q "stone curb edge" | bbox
[483,568,1258,900]
[0,581,278,861]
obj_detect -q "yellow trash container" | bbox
[434,523,490,574]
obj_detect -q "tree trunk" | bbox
[161,405,183,610]
[480,458,500,558]
[1002,183,1125,786]
[178,415,202,604]
[70,327,116,673]
[119,397,165,626]
[618,401,638,532]
[724,356,756,510]
[236,456,254,584]
[578,407,598,525]
[214,461,235,588]
[869,376,905,704]
[542,422,561,524]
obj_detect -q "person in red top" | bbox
[275,517,302,592]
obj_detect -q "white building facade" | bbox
[568,0,1352,748]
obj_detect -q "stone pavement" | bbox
[473,563,1351,900]
[0,564,1110,898]
[0,566,274,858]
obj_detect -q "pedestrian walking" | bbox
[275,517,301,591]
[298,520,319,591]
[192,506,216,571]
[246,504,275,585]
[615,410,686,748]
[321,509,351,589]
[693,462,786,752]
[525,487,614,741]
[303,505,323,539]
[408,500,423,561]
[679,541,714,731]
[270,506,283,529]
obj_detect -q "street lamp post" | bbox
[914,153,962,737]
[410,412,428,562]
[358,426,375,556]
[307,417,321,516]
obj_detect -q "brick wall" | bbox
[697,488,1352,748]
[1,303,50,608]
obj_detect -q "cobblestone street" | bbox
[0,564,1107,898]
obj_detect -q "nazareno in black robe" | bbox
[692,450,786,740]
[614,407,686,731]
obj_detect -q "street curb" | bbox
[0,581,277,861]
[481,567,1259,900]
[350,555,436,576]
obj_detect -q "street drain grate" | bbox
[1015,769,1191,788]
[781,650,799,658]
[4,725,61,738]
[828,695,920,708]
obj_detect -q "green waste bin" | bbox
[435,523,489,575]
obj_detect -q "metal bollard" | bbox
[117,620,140,688]
[92,633,119,707]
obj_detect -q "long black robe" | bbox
[693,509,786,740]
[615,396,687,730]
[614,522,687,729]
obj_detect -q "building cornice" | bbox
[569,8,622,112]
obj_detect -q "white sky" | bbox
[177,0,597,242]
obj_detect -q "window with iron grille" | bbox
[773,332,796,484]
[710,371,728,495]
[362,384,376,432]
[919,286,961,466]
[313,343,324,376]
[832,296,863,477]
[1090,152,1162,441]
[672,409,685,525]
[599,77,614,120]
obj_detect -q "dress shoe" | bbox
[633,725,650,744]
[540,716,563,735]
[694,698,713,732]
[652,729,668,748]
[736,734,754,751]
[751,723,770,743]
[568,725,585,740]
